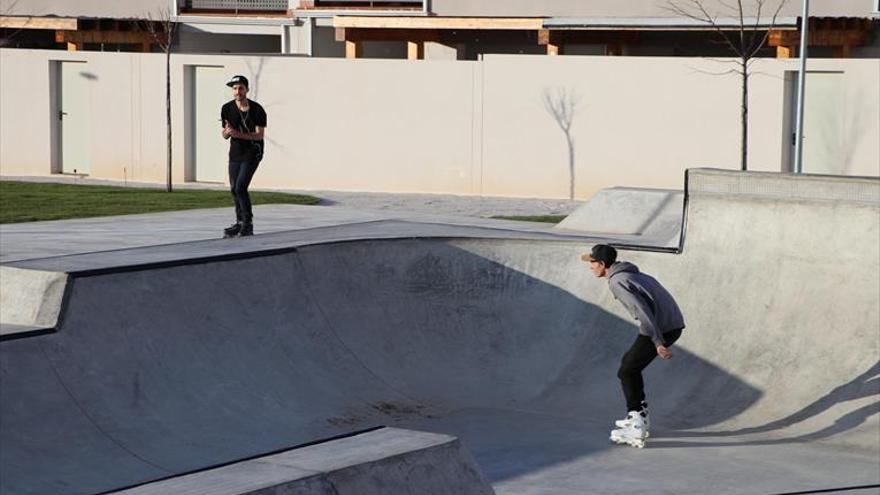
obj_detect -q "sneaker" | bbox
[223,222,242,238]
[615,410,650,438]
[239,222,254,237]
[610,424,647,448]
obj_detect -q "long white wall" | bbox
[430,0,877,18]
[3,0,169,19]
[6,0,876,19]
[1,49,878,199]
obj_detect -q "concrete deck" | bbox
[107,427,495,495]
[1,169,878,495]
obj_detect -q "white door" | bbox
[194,67,229,183]
[790,72,846,175]
[60,62,91,174]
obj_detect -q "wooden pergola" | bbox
[769,17,874,58]
[0,16,159,52]
[334,16,544,59]
[333,15,877,59]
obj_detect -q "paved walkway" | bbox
[0,175,587,263]
[1,175,583,218]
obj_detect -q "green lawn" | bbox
[0,181,321,224]
[491,215,567,224]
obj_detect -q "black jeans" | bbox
[229,160,260,223]
[617,328,683,412]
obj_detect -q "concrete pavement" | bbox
[0,169,877,495]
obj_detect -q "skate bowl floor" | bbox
[1,169,878,495]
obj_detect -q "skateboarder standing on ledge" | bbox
[221,75,267,238]
[582,244,685,448]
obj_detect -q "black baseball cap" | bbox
[581,244,617,265]
[226,75,249,88]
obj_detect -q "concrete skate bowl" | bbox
[1,170,878,495]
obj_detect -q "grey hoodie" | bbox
[607,261,685,346]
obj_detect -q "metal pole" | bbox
[793,0,809,173]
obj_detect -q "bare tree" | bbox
[667,0,786,171]
[543,87,581,200]
[140,8,178,192]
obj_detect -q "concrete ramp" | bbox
[1,169,878,495]
[0,266,67,333]
[555,187,684,247]
[107,427,494,495]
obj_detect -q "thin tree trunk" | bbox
[567,136,575,200]
[166,48,172,192]
[741,60,748,171]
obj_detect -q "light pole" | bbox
[793,0,810,174]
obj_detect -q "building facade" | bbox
[2,1,879,59]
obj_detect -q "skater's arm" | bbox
[228,106,266,141]
[227,126,264,141]
[610,283,666,347]
[221,106,232,139]
[656,345,673,359]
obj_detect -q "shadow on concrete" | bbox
[0,240,778,494]
[634,191,679,234]
[652,360,879,448]
[313,197,339,206]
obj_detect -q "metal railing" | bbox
[314,0,422,4]
[184,0,288,12]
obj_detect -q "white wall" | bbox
[4,0,875,18]
[3,0,170,19]
[478,55,880,197]
[430,0,876,18]
[1,49,877,199]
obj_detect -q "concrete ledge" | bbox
[0,266,67,333]
[688,168,880,204]
[555,187,683,247]
[107,427,495,495]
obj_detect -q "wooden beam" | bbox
[333,16,544,31]
[407,40,424,60]
[776,45,794,58]
[0,16,78,30]
[345,40,362,59]
[768,27,869,48]
[66,41,81,52]
[538,29,564,56]
[337,27,440,43]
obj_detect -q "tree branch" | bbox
[666,0,744,56]
[139,7,177,51]
[748,0,787,59]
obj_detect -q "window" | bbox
[183,0,288,12]
[311,0,423,9]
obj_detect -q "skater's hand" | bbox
[222,122,235,139]
[656,345,673,360]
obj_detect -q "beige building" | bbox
[1,1,878,58]
[1,2,878,199]
[1,48,877,199]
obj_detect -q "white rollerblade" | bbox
[610,411,648,448]
[614,409,650,438]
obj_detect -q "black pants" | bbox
[229,160,259,223]
[617,328,683,412]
